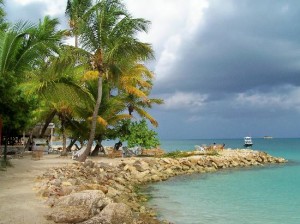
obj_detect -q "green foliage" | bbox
[163,150,220,158]
[0,17,64,134]
[163,150,191,158]
[120,119,160,148]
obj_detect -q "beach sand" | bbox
[0,153,123,224]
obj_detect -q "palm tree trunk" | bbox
[39,109,56,138]
[61,117,67,156]
[0,116,2,147]
[75,34,78,48]
[67,138,77,151]
[78,75,103,162]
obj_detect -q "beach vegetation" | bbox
[163,150,220,158]
[119,119,160,148]
[163,150,192,158]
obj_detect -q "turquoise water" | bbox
[146,138,300,224]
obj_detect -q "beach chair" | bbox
[195,145,205,151]
[72,147,86,160]
[141,148,165,156]
[120,146,142,157]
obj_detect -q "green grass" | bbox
[162,150,220,158]
[162,150,192,158]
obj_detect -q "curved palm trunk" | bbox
[0,116,2,147]
[60,115,68,156]
[39,109,56,138]
[67,138,77,151]
[78,75,103,162]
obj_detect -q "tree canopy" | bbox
[0,0,163,163]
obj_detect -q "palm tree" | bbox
[0,16,63,78]
[77,0,154,162]
[23,51,93,155]
[65,0,92,47]
[0,17,63,161]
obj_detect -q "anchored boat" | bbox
[244,136,253,147]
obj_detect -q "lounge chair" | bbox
[141,148,165,156]
[195,145,205,151]
[72,147,86,160]
[122,146,142,157]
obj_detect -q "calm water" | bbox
[146,138,300,224]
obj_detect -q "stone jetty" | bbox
[35,149,287,224]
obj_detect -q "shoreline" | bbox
[32,149,286,224]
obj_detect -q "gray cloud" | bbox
[156,0,300,95]
[151,0,300,138]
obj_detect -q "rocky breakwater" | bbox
[35,149,287,224]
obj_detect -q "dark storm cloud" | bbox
[151,0,300,138]
[156,0,300,96]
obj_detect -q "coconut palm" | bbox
[0,16,63,160]
[22,51,93,155]
[76,0,154,161]
[65,0,92,47]
[0,16,63,78]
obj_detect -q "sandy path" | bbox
[0,153,124,224]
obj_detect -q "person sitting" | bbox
[114,141,122,151]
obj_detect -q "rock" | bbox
[49,178,62,187]
[106,186,121,198]
[161,158,171,164]
[53,190,112,217]
[46,205,90,223]
[80,203,133,224]
[133,160,150,172]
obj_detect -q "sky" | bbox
[4,0,300,139]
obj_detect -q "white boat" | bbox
[244,136,253,147]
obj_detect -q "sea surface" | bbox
[145,138,300,224]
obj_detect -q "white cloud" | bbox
[161,91,208,112]
[11,0,66,17]
[125,0,209,82]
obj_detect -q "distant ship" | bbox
[244,136,253,147]
[263,136,273,139]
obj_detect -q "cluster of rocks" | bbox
[35,149,287,224]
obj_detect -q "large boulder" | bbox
[46,190,112,223]
[46,205,90,223]
[80,203,133,224]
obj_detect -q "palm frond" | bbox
[134,107,158,127]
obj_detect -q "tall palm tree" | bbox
[65,0,92,47]
[77,0,154,162]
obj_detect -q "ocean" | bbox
[145,138,300,224]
